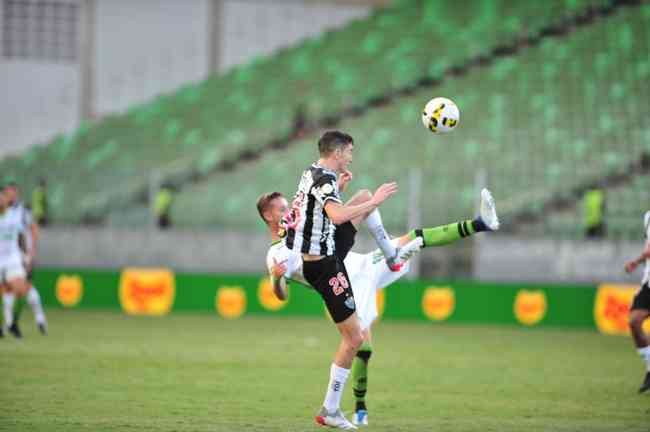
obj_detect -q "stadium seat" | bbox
[164,3,649,238]
[0,0,613,224]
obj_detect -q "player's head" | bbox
[318,130,354,172]
[256,192,288,227]
[3,181,18,205]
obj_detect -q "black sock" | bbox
[472,218,489,233]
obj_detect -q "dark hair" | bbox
[318,131,353,157]
[256,192,284,224]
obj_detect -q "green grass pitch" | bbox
[1,309,648,431]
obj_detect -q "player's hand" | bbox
[371,182,398,205]
[270,258,288,279]
[338,170,353,192]
[625,260,638,273]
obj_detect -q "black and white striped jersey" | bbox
[285,164,342,256]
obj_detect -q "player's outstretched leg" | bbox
[352,339,372,426]
[26,285,47,335]
[365,208,398,268]
[629,309,650,393]
[345,189,424,272]
[403,188,499,249]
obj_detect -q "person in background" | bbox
[1,183,47,337]
[624,211,650,393]
[584,188,605,238]
[155,184,174,229]
[31,178,49,226]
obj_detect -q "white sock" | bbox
[638,346,650,371]
[323,363,351,412]
[27,286,46,325]
[366,209,396,260]
[3,293,15,328]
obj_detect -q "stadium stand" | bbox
[165,1,649,237]
[0,0,612,224]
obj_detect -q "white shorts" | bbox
[344,248,411,330]
[0,261,26,284]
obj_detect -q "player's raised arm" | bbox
[324,182,398,226]
[337,170,353,193]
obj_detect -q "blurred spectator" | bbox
[31,178,49,226]
[155,185,174,229]
[290,104,308,140]
[584,188,605,238]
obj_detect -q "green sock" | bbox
[408,220,480,247]
[352,341,372,411]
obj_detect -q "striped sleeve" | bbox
[311,174,341,206]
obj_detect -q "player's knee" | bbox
[349,331,364,350]
[14,280,28,296]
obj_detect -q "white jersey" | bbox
[9,202,33,252]
[265,239,411,329]
[266,240,309,287]
[642,211,650,285]
[0,206,28,265]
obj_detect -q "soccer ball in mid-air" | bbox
[421,97,460,134]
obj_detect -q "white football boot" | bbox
[315,407,358,430]
[479,188,500,231]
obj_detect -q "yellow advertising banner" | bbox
[594,284,650,335]
[56,275,83,307]
[422,286,455,321]
[376,290,385,320]
[119,268,175,316]
[216,286,246,319]
[258,277,288,311]
[514,290,547,326]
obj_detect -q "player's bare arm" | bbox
[269,258,289,300]
[625,240,650,273]
[324,182,398,226]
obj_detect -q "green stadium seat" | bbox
[0,0,638,231]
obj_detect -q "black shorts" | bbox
[303,255,356,324]
[631,283,650,311]
[334,221,357,261]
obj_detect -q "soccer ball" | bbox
[421,97,460,134]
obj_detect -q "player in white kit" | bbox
[624,211,650,393]
[258,185,499,426]
[5,182,47,336]
[0,187,35,338]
